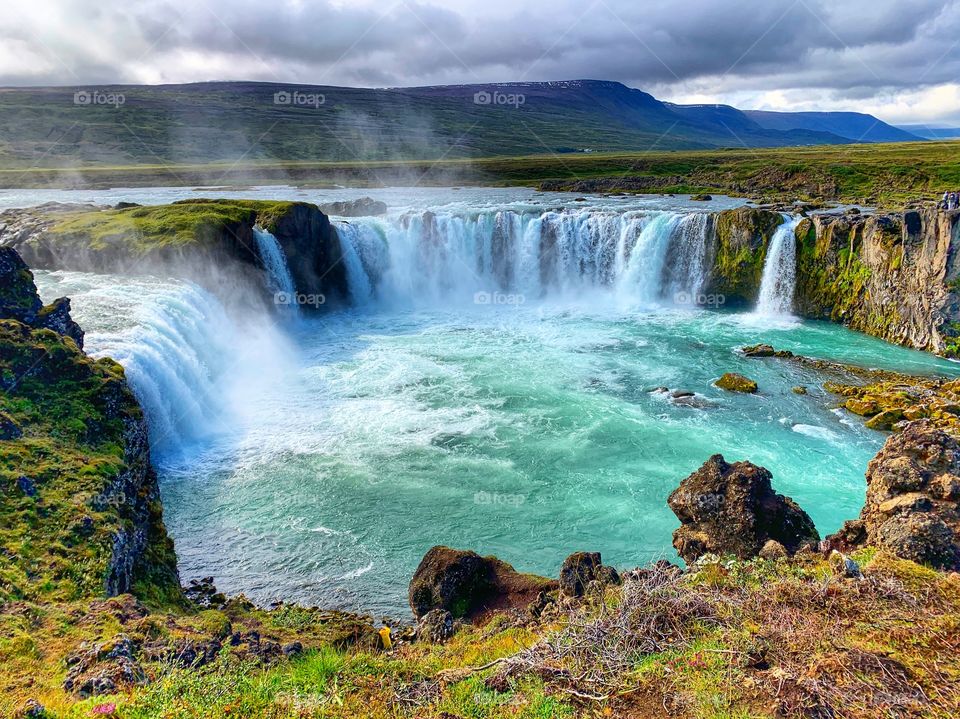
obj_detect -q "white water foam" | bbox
[333,209,714,308]
[755,216,802,317]
[253,227,297,310]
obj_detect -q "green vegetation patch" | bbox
[47,199,299,253]
[0,320,136,602]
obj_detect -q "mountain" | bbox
[896,125,960,140]
[744,110,920,143]
[0,80,919,169]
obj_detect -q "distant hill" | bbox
[0,79,922,169]
[896,125,960,140]
[744,110,920,143]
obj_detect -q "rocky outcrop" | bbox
[668,455,820,562]
[715,372,758,393]
[558,551,620,597]
[409,546,557,620]
[827,421,960,568]
[0,200,349,306]
[794,208,960,354]
[0,247,179,600]
[704,207,783,305]
[318,197,388,217]
[0,246,84,347]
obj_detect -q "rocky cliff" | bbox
[0,247,179,602]
[794,208,960,354]
[0,199,349,305]
[705,206,960,354]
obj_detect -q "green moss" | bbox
[0,319,177,603]
[48,199,299,253]
[708,207,783,304]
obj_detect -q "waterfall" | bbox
[334,209,717,308]
[33,271,296,466]
[755,216,802,316]
[253,227,297,305]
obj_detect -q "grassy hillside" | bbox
[0,80,871,172]
[2,140,957,209]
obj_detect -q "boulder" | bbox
[408,546,557,620]
[668,455,819,563]
[558,552,600,597]
[416,609,455,643]
[741,344,775,357]
[715,373,758,393]
[827,420,960,569]
[318,197,388,217]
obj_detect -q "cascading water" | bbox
[28,188,960,617]
[32,271,295,466]
[334,209,713,307]
[253,227,297,308]
[755,216,802,316]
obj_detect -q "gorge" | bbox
[3,188,959,616]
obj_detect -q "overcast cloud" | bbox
[3,0,960,124]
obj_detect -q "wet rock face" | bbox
[794,209,960,355]
[668,454,820,563]
[830,420,960,568]
[409,546,557,620]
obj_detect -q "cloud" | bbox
[4,0,960,123]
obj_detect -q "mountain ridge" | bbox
[0,79,922,169]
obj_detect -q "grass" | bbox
[2,552,957,718]
[0,320,139,602]
[47,200,300,253]
[1,141,958,209]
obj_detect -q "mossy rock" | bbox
[715,373,758,393]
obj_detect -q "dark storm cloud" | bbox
[3,0,959,120]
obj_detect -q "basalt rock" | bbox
[827,421,960,568]
[668,455,820,562]
[416,608,455,643]
[0,247,84,348]
[0,200,348,306]
[794,209,960,355]
[557,551,621,597]
[409,546,557,621]
[0,247,179,600]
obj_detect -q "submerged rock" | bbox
[409,546,557,620]
[828,421,960,568]
[668,454,819,563]
[715,373,758,393]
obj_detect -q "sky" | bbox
[4,0,960,126]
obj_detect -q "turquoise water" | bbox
[25,186,960,617]
[123,298,960,615]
